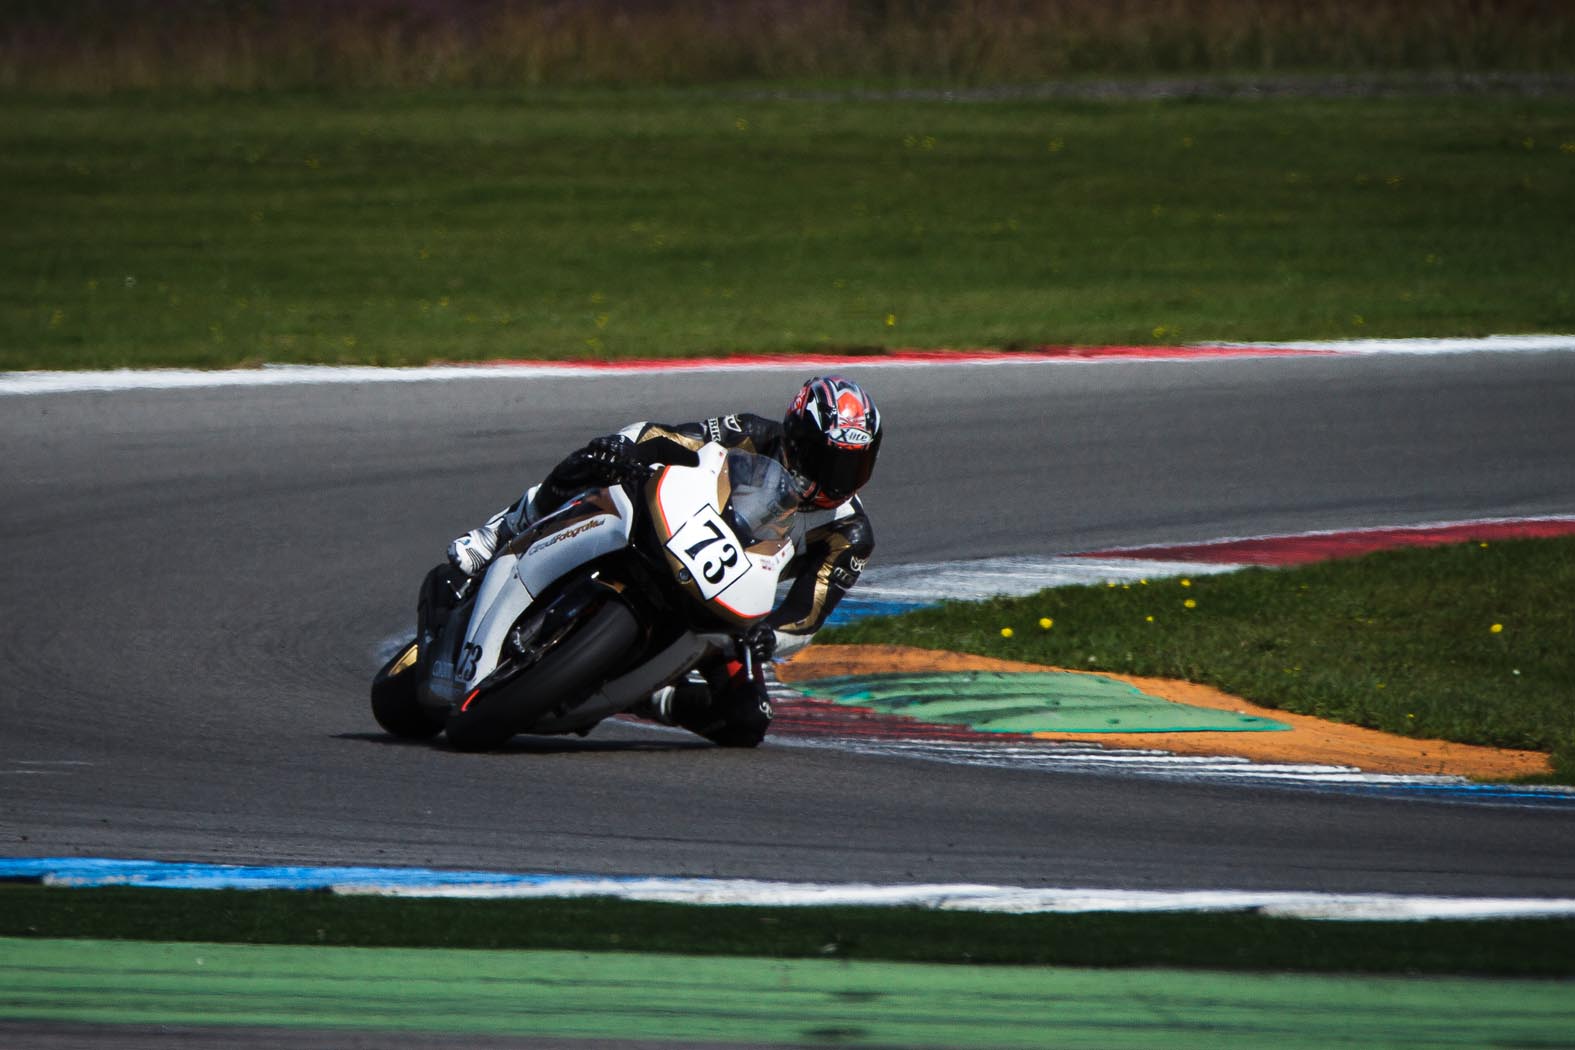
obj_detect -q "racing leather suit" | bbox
[440,412,875,747]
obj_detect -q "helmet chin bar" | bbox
[783,464,816,506]
[798,480,846,510]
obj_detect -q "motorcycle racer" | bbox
[435,375,882,748]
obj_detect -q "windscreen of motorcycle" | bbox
[652,444,798,626]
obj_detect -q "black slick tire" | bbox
[370,640,444,739]
[444,600,638,752]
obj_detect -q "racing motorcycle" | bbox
[370,441,800,751]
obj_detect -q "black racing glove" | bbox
[575,434,644,485]
[739,623,777,666]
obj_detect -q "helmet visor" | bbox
[804,438,876,505]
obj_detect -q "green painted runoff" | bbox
[799,671,1289,732]
[2,937,1572,1048]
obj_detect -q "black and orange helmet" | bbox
[781,376,882,509]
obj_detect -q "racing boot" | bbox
[633,664,770,748]
[631,675,712,727]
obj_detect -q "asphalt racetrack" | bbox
[4,350,1575,898]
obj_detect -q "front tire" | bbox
[444,600,639,752]
[370,640,444,739]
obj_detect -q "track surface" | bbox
[4,351,1575,896]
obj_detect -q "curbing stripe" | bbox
[5,335,1575,396]
[1077,515,1575,566]
[5,857,1575,920]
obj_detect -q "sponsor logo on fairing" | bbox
[526,517,607,556]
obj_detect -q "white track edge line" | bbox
[5,335,1574,395]
[326,877,1575,921]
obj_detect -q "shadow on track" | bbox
[336,732,713,755]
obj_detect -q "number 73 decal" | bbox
[666,504,751,600]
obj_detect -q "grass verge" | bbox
[4,89,1573,370]
[824,537,1575,780]
[2,884,1572,976]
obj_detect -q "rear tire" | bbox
[370,640,444,739]
[444,600,639,752]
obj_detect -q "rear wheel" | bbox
[444,600,639,752]
[370,640,444,739]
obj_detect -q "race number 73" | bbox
[666,504,750,599]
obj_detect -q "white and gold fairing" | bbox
[650,443,794,627]
[432,486,635,705]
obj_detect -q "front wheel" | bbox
[444,600,639,752]
[370,640,444,739]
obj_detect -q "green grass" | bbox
[3,885,1572,976]
[3,89,1573,371]
[824,537,1575,780]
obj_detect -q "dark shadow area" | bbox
[335,731,712,754]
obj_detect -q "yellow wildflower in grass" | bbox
[885,314,896,327]
[1183,599,1197,609]
[1491,623,1504,633]
[1145,615,1155,623]
[1000,627,1014,639]
[1039,617,1053,630]
[1180,578,1192,588]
